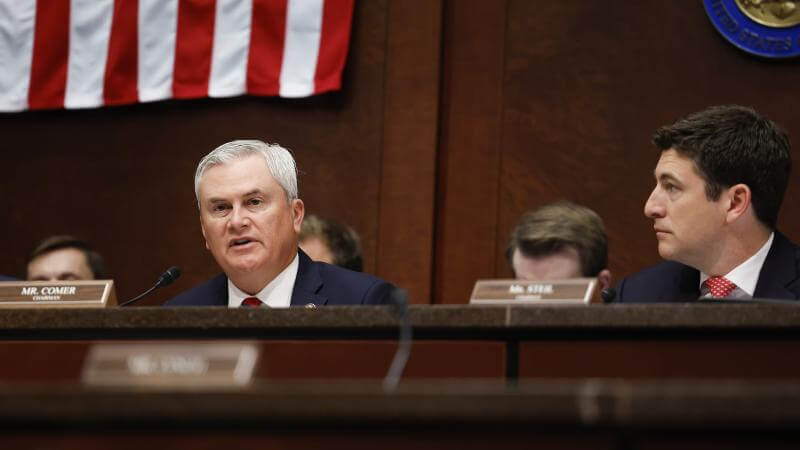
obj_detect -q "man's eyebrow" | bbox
[57,272,80,279]
[656,172,681,184]
[205,190,264,204]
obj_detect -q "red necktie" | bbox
[241,296,264,307]
[704,276,737,298]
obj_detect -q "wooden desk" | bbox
[1,305,799,448]
[1,380,800,449]
[0,304,800,381]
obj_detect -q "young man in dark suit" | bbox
[617,105,800,302]
[166,140,393,308]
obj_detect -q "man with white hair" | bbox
[166,140,394,307]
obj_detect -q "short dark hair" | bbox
[300,215,363,272]
[653,105,791,228]
[506,202,608,277]
[28,235,105,278]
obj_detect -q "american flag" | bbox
[0,0,354,112]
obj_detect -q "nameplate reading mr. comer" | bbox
[0,280,117,308]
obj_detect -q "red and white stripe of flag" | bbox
[0,0,353,112]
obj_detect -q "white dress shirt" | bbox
[227,253,299,308]
[699,232,774,299]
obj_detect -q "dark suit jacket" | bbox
[0,275,15,281]
[616,231,800,303]
[165,250,393,306]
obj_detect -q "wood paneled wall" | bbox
[0,0,438,305]
[2,0,798,305]
[435,0,800,303]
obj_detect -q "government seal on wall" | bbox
[704,0,800,57]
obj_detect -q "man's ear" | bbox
[725,183,751,224]
[597,269,612,291]
[292,199,305,233]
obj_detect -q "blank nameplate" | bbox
[0,280,117,308]
[82,342,260,388]
[470,278,597,305]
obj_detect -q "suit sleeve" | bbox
[614,277,628,303]
[362,279,395,305]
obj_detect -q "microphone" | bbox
[119,266,182,307]
[600,288,616,304]
[383,288,412,392]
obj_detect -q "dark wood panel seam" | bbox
[492,0,510,277]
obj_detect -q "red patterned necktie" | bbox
[704,276,737,298]
[241,296,264,308]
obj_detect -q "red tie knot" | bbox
[704,276,737,298]
[241,296,264,307]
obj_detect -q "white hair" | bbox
[194,140,299,205]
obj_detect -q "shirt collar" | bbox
[699,232,774,296]
[227,252,300,308]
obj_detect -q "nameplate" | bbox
[82,342,260,388]
[470,278,597,305]
[0,280,117,308]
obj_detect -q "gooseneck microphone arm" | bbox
[119,266,182,307]
[383,287,412,392]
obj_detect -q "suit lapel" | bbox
[675,264,701,302]
[754,231,800,300]
[211,274,229,306]
[290,250,329,307]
